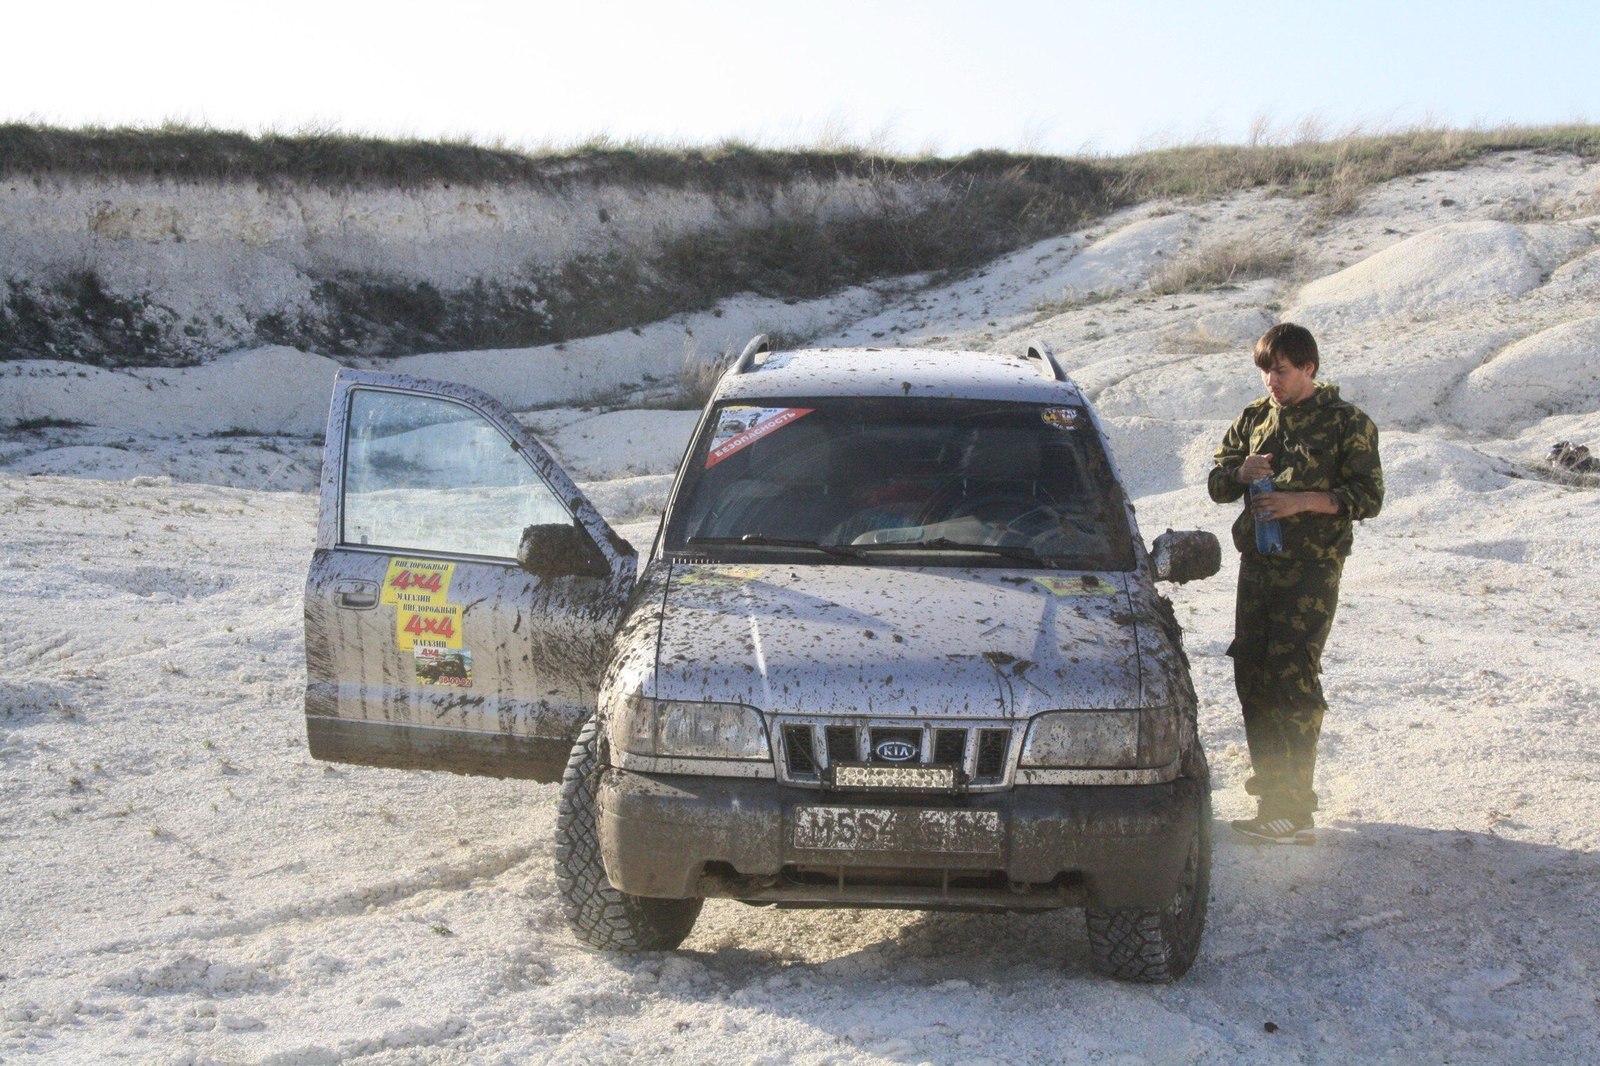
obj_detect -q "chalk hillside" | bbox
[2,145,1599,1063]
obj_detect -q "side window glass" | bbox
[342,389,570,558]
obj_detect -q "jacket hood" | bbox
[647,562,1152,719]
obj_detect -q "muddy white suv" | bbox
[303,338,1221,981]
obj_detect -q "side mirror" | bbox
[1151,529,1221,584]
[518,522,612,579]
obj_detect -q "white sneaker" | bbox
[1230,814,1315,846]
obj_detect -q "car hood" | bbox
[651,562,1148,719]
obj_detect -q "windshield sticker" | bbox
[415,647,473,688]
[676,565,767,587]
[706,407,814,468]
[381,558,455,606]
[1041,407,1080,431]
[397,601,464,650]
[1034,575,1118,597]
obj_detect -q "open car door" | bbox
[303,369,635,782]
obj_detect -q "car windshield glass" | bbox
[663,396,1134,569]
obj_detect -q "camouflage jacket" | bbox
[1208,383,1384,560]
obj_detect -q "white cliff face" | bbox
[1,172,922,275]
[0,169,940,363]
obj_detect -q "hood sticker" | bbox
[415,647,473,687]
[1041,407,1080,431]
[706,406,814,468]
[676,565,767,587]
[1034,575,1118,597]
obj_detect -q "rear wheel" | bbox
[553,716,703,951]
[1084,750,1211,982]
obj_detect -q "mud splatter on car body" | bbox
[302,341,1222,981]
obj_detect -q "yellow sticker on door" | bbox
[381,558,455,606]
[397,601,464,650]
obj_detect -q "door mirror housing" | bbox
[518,522,612,579]
[1151,529,1221,584]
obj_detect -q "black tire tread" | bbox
[553,717,702,951]
[1083,748,1212,983]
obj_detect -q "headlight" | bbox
[1019,707,1178,769]
[610,693,771,760]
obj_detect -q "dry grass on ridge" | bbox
[1148,238,1299,295]
[4,121,1598,368]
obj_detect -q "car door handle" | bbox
[333,580,379,610]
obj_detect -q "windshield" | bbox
[662,397,1135,569]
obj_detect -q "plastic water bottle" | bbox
[1249,477,1285,555]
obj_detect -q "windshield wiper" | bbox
[686,535,865,559]
[852,537,1051,565]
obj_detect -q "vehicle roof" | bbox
[712,347,1087,405]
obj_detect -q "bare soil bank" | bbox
[0,129,1107,366]
[5,124,1598,368]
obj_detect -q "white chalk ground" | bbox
[4,151,1600,1063]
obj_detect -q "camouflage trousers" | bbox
[1227,554,1344,819]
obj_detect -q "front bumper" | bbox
[598,769,1203,911]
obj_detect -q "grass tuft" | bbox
[667,352,729,410]
[9,416,87,431]
[1149,239,1298,295]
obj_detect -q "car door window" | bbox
[342,388,570,559]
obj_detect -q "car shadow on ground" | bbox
[638,818,1600,1059]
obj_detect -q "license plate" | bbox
[791,806,1002,855]
[828,763,959,791]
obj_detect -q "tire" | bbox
[553,716,703,951]
[1083,749,1211,982]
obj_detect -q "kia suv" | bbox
[302,338,1220,981]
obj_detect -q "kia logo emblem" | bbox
[875,740,916,762]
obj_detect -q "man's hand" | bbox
[1251,490,1342,520]
[1237,454,1274,483]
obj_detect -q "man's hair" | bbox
[1253,323,1319,374]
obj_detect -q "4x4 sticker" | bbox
[381,558,455,606]
[398,601,464,650]
[707,407,813,468]
[1034,575,1117,597]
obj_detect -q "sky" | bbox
[7,0,1599,156]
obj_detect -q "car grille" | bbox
[825,726,859,763]
[976,729,1011,778]
[775,719,1019,790]
[783,725,819,775]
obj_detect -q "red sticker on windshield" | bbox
[706,407,813,468]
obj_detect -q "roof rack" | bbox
[1024,341,1067,382]
[731,334,771,374]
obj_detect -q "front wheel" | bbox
[1083,753,1211,982]
[553,716,703,951]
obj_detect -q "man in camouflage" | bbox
[1209,323,1384,844]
